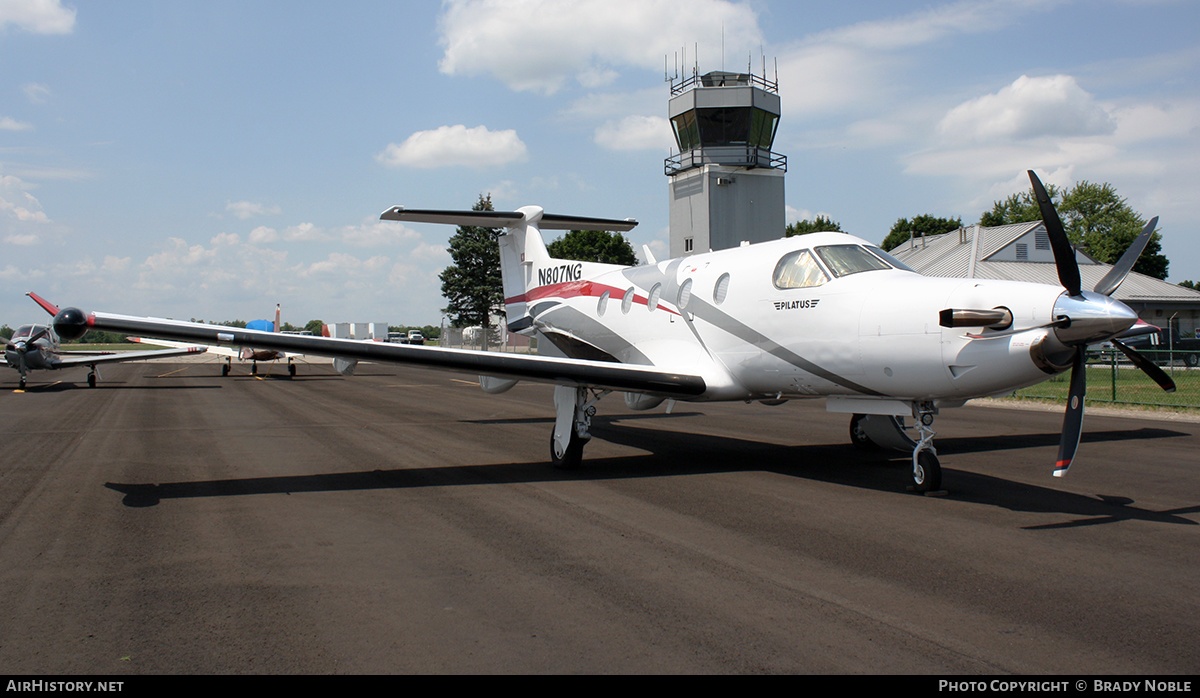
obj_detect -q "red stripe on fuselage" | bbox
[506,281,679,315]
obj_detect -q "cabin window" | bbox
[622,287,635,314]
[647,283,662,312]
[597,290,610,316]
[713,273,730,304]
[814,244,891,278]
[772,250,828,289]
[677,278,693,311]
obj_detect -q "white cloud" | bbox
[226,200,282,220]
[775,0,1054,119]
[0,117,33,131]
[376,124,528,169]
[938,74,1115,142]
[0,0,76,34]
[437,0,762,94]
[594,115,673,151]
[23,83,50,104]
[1,174,50,226]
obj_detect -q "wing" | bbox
[128,336,240,358]
[49,345,207,369]
[55,309,706,397]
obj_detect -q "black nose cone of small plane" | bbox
[53,307,88,341]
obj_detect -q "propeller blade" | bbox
[1055,347,1087,477]
[1028,170,1082,297]
[1112,338,1177,393]
[1093,216,1159,297]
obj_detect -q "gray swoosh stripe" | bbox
[686,297,885,397]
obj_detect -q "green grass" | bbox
[1013,363,1200,411]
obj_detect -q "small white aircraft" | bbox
[34,172,1173,491]
[7,296,207,390]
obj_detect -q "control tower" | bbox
[666,69,786,257]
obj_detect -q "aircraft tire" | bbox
[221,364,230,376]
[849,414,878,450]
[550,431,585,470]
[913,451,941,493]
[289,364,296,376]
[88,373,96,388]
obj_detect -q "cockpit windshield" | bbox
[814,244,892,278]
[12,325,45,341]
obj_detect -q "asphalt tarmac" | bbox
[0,359,1197,674]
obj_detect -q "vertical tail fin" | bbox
[498,206,551,327]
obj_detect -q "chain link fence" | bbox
[436,327,535,353]
[1014,350,1200,409]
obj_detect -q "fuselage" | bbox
[511,232,1079,403]
[4,324,61,371]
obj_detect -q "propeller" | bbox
[3,327,49,385]
[1026,170,1174,476]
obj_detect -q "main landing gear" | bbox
[850,401,943,494]
[550,385,607,469]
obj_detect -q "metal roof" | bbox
[890,221,1200,304]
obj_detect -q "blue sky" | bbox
[1,0,1197,328]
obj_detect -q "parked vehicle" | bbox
[1112,328,1200,367]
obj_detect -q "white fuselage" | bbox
[511,232,1071,404]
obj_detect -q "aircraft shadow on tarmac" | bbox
[102,413,1197,530]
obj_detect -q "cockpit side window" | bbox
[864,245,917,273]
[815,244,891,278]
[772,249,829,289]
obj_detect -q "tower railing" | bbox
[669,71,778,97]
[665,146,787,175]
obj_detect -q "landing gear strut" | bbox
[550,385,606,469]
[910,401,941,493]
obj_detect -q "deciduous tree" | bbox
[980,180,1167,279]
[547,229,638,265]
[881,214,963,251]
[785,215,842,237]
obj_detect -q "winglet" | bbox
[26,292,60,317]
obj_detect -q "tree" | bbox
[785,215,842,237]
[303,319,324,336]
[547,229,638,265]
[439,194,503,329]
[979,180,1167,279]
[1179,280,1199,291]
[881,214,963,251]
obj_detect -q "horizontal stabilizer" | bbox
[381,207,637,232]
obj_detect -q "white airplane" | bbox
[33,172,1173,491]
[7,296,207,390]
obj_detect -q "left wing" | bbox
[30,294,706,398]
[128,336,240,358]
[49,345,207,369]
